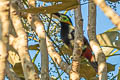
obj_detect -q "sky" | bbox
[30,1,120,80]
[81,1,120,80]
[6,1,120,80]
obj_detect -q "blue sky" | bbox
[81,2,120,80]
[29,2,120,80]
[6,1,120,80]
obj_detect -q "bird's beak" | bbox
[52,13,61,20]
[53,13,60,17]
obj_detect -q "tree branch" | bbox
[93,0,120,29]
[0,0,10,79]
[10,0,40,79]
[70,0,84,79]
[88,1,107,80]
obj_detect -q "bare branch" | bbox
[10,0,40,79]
[93,0,120,29]
[70,0,84,79]
[27,0,49,80]
[0,0,10,79]
[33,16,49,80]
[46,37,71,74]
[88,2,107,80]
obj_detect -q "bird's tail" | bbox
[90,61,98,72]
[82,47,98,72]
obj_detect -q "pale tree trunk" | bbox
[88,1,107,80]
[0,0,10,80]
[10,0,40,80]
[46,37,71,74]
[27,0,49,80]
[33,16,49,80]
[93,0,120,29]
[70,0,84,79]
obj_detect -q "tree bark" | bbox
[33,16,49,80]
[27,1,49,80]
[70,0,84,79]
[88,1,107,80]
[0,0,10,79]
[10,0,40,80]
[46,37,71,74]
[93,0,120,29]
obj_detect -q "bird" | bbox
[53,13,98,72]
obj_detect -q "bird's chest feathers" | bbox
[60,23,73,39]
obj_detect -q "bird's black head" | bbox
[53,13,74,47]
[53,13,73,25]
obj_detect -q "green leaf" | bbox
[20,2,79,14]
[28,44,39,50]
[13,62,39,79]
[97,31,120,56]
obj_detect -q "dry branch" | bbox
[10,0,40,79]
[46,37,71,74]
[0,0,10,79]
[27,0,49,80]
[93,0,120,29]
[88,2,107,80]
[70,0,84,79]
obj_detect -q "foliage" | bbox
[27,13,119,80]
[6,0,120,80]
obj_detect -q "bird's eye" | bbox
[62,17,66,20]
[60,15,69,22]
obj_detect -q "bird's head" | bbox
[53,13,73,25]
